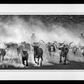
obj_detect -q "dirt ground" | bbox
[0,61,84,70]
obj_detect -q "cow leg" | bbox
[53,52,55,57]
[34,57,38,65]
[23,59,28,67]
[63,54,67,65]
[40,57,43,67]
[51,52,53,57]
[60,53,62,63]
[37,58,39,65]
[49,52,52,57]
[0,56,1,62]
[25,55,28,67]
[0,57,1,62]
[24,60,26,66]
[22,59,25,66]
[41,56,43,61]
[34,55,36,63]
[2,56,4,61]
[34,57,36,64]
[0,56,2,62]
[25,59,28,66]
[22,58,27,67]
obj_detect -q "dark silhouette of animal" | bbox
[54,41,66,50]
[22,50,29,67]
[72,46,78,55]
[0,49,6,61]
[58,42,73,65]
[59,45,69,64]
[47,43,56,57]
[20,42,31,50]
[79,46,84,57]
[4,42,19,54]
[32,43,43,66]
[4,42,30,57]
[4,42,18,49]
[4,42,20,57]
[17,42,31,57]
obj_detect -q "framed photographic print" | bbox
[0,4,84,80]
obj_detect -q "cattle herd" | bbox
[0,40,84,68]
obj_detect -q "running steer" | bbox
[48,44,56,57]
[22,50,29,67]
[59,45,69,65]
[58,42,73,65]
[0,49,6,62]
[32,45,43,66]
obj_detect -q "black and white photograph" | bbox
[0,4,84,80]
[0,14,84,70]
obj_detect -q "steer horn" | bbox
[68,42,73,48]
[39,40,45,43]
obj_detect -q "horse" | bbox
[32,43,43,66]
[21,50,29,67]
